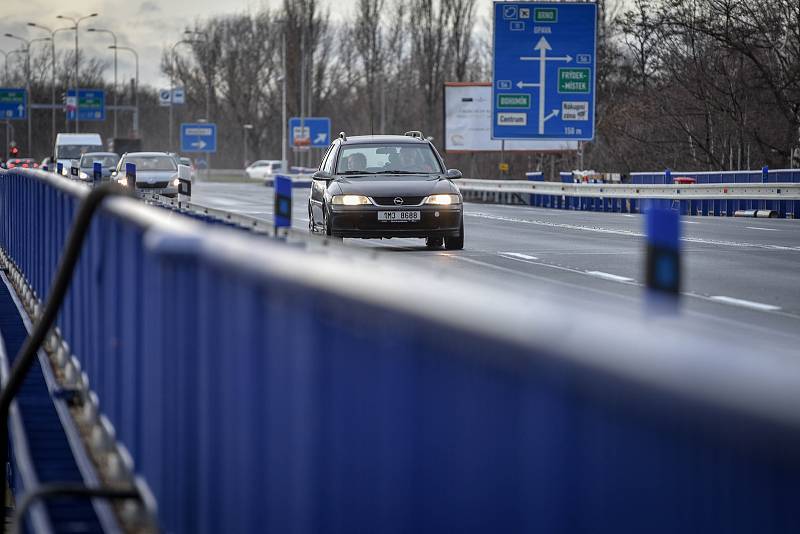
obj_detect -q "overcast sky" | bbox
[1,0,359,89]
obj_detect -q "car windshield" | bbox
[57,144,104,159]
[80,155,119,169]
[122,155,177,171]
[336,143,442,175]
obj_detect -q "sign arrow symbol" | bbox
[516,81,540,89]
[191,139,207,150]
[314,133,327,144]
[543,109,560,122]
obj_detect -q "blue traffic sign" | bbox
[492,2,596,141]
[0,88,27,120]
[181,123,217,153]
[66,89,106,121]
[289,117,331,148]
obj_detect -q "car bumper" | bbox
[137,185,179,197]
[329,205,462,238]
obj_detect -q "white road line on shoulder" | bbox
[499,252,539,261]
[746,226,780,232]
[683,220,700,224]
[586,271,635,283]
[709,296,781,312]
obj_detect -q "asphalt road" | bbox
[192,181,800,350]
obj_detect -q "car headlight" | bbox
[61,169,69,176]
[424,194,461,205]
[119,177,129,187]
[332,194,371,206]
[79,171,89,179]
[171,177,180,187]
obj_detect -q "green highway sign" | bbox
[534,8,558,23]
[497,94,531,109]
[558,68,590,93]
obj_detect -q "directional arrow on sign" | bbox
[516,37,574,135]
[191,139,207,150]
[314,133,327,144]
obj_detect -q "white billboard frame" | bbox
[443,82,579,153]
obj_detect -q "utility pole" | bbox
[169,39,197,153]
[87,28,118,138]
[57,12,98,133]
[4,34,51,156]
[243,124,253,168]
[110,45,139,137]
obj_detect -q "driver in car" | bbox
[398,147,434,173]
[345,152,368,173]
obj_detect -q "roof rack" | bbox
[339,131,347,141]
[404,131,424,139]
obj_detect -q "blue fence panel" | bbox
[3,169,800,533]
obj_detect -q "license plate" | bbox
[378,210,420,222]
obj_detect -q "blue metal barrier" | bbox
[3,169,800,533]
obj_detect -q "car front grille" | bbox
[372,196,425,206]
[137,181,170,189]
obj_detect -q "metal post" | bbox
[88,29,117,138]
[300,28,305,169]
[0,50,8,83]
[169,39,196,154]
[57,14,98,134]
[281,27,287,173]
[110,46,139,137]
[243,124,253,168]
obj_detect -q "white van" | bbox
[54,133,103,175]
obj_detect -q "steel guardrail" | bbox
[457,179,800,200]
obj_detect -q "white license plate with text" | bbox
[378,210,421,222]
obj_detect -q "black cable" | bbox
[10,483,140,534]
[0,183,133,534]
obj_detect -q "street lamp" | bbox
[243,124,254,168]
[184,29,212,169]
[87,28,118,138]
[27,22,75,151]
[168,39,199,153]
[109,45,138,137]
[0,49,8,84]
[4,34,51,157]
[275,19,288,174]
[56,12,98,133]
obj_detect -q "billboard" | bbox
[444,83,578,152]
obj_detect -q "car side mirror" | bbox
[312,170,334,181]
[178,164,193,182]
[446,168,462,180]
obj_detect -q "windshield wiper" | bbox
[381,170,426,174]
[339,171,377,175]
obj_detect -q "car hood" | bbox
[132,170,177,182]
[332,175,457,196]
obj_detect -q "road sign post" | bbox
[274,174,292,237]
[492,2,597,141]
[180,123,217,153]
[66,89,106,121]
[289,117,331,150]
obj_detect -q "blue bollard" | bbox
[762,165,768,184]
[645,203,681,312]
[93,161,102,183]
[125,162,136,190]
[57,162,63,175]
[274,174,292,235]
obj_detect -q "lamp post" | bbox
[168,39,198,153]
[275,20,287,174]
[243,124,253,168]
[4,34,51,157]
[27,23,74,151]
[87,28,117,138]
[56,12,98,133]
[184,29,211,169]
[109,45,138,137]
[0,50,8,84]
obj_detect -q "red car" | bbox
[6,158,38,169]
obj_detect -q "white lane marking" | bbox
[683,220,700,224]
[746,226,780,232]
[709,296,781,312]
[586,271,635,283]
[500,252,539,261]
[467,212,800,251]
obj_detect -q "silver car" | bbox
[114,152,184,197]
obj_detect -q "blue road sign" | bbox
[0,88,27,120]
[180,123,217,153]
[492,2,597,141]
[289,117,331,148]
[66,89,106,121]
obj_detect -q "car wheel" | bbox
[308,204,314,233]
[425,236,443,248]
[444,220,464,250]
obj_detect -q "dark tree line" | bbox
[7,0,799,177]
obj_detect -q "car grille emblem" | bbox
[394,197,404,205]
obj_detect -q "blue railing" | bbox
[631,168,800,184]
[2,168,800,533]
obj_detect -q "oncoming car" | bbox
[114,152,187,197]
[77,152,119,181]
[308,132,464,249]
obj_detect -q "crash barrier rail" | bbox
[630,168,800,184]
[458,178,800,218]
[3,168,800,532]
